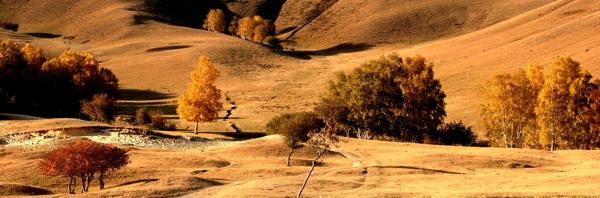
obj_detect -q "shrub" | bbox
[428,121,477,146]
[135,107,152,125]
[38,141,130,193]
[80,94,118,123]
[265,111,323,166]
[136,108,176,130]
[262,36,281,49]
[149,109,176,130]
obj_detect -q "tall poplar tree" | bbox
[177,56,223,134]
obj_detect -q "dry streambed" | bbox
[0,127,237,151]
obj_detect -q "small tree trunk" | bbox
[195,122,198,134]
[68,176,74,194]
[71,177,77,194]
[81,174,86,193]
[85,172,94,191]
[297,151,324,198]
[287,147,294,166]
[99,172,105,189]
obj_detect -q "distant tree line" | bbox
[0,21,18,32]
[0,40,120,118]
[480,56,600,151]
[202,9,280,48]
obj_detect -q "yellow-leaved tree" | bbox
[202,9,226,33]
[536,56,589,151]
[524,63,544,148]
[177,56,223,134]
[479,69,534,148]
[237,17,255,40]
[20,43,46,67]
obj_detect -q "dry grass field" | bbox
[0,0,599,197]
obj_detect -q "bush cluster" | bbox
[426,121,477,146]
[136,108,176,130]
[0,21,18,32]
[0,40,120,118]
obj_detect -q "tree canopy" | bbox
[315,53,446,142]
[177,56,223,133]
[0,40,120,117]
[38,141,130,193]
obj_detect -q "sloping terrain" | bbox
[277,0,558,49]
[1,0,597,135]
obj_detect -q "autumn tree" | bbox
[536,56,591,151]
[585,80,600,149]
[479,69,534,148]
[80,93,118,123]
[203,9,226,33]
[315,53,405,140]
[524,63,545,148]
[297,120,340,198]
[38,141,130,193]
[20,43,46,67]
[227,16,240,35]
[265,112,323,166]
[396,54,446,142]
[237,17,256,40]
[177,56,223,134]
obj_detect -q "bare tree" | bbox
[297,120,339,198]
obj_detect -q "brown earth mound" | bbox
[0,183,53,196]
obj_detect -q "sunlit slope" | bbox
[388,0,599,131]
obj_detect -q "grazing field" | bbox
[0,0,598,197]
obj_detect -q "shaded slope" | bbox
[278,0,556,49]
[222,0,287,21]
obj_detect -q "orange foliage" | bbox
[39,141,130,193]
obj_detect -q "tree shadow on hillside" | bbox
[121,89,175,101]
[369,165,464,175]
[196,132,266,140]
[118,104,177,116]
[23,33,62,38]
[111,179,160,188]
[296,43,375,56]
[146,45,191,53]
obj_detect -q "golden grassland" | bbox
[0,0,599,196]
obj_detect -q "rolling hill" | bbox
[0,1,599,196]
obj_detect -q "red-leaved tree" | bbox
[38,141,130,194]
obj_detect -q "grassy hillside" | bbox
[0,0,598,137]
[0,135,599,197]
